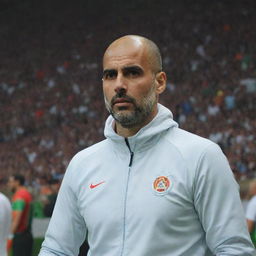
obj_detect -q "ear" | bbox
[155,71,167,95]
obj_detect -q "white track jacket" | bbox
[39,104,255,256]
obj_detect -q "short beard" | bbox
[104,84,157,128]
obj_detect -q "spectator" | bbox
[8,174,33,256]
[0,192,12,256]
[246,180,256,245]
[43,178,60,217]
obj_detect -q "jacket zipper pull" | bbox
[129,152,134,167]
[125,138,134,167]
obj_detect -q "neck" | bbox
[115,124,141,137]
[15,185,24,193]
[115,107,158,137]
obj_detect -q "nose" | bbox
[114,74,127,94]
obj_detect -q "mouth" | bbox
[112,98,133,106]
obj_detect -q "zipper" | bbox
[120,138,134,256]
[125,138,134,167]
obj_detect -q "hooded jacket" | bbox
[39,104,255,256]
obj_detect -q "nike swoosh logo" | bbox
[90,181,105,189]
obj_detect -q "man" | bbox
[246,180,256,245]
[0,192,12,256]
[8,174,33,256]
[39,35,255,255]
[43,178,60,217]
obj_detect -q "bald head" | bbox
[103,35,162,73]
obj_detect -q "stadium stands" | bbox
[0,0,255,197]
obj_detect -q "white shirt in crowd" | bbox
[246,195,256,222]
[0,192,12,256]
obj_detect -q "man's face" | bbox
[8,176,18,193]
[102,40,159,128]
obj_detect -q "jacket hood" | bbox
[104,104,178,152]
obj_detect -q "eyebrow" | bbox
[123,65,143,74]
[102,65,143,76]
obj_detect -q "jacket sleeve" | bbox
[38,160,87,256]
[193,143,255,255]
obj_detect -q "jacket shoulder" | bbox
[165,127,221,162]
[71,139,108,166]
[167,127,214,147]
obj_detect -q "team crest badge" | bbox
[153,176,171,195]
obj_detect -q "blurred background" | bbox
[0,0,255,254]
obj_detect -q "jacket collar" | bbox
[104,104,178,153]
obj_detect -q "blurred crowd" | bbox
[0,0,255,199]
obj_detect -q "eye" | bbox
[129,70,140,76]
[124,67,143,78]
[103,70,117,80]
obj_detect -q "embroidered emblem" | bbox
[153,176,170,194]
